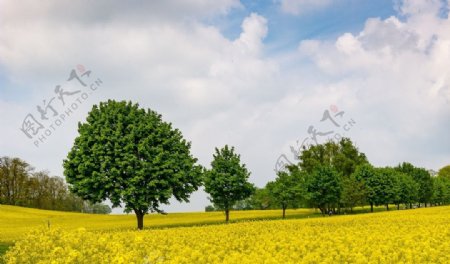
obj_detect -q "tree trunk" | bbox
[410,203,412,209]
[386,204,389,211]
[370,203,373,212]
[135,210,144,230]
[425,203,427,208]
[319,207,325,215]
[282,206,286,219]
[397,204,400,210]
[225,209,230,222]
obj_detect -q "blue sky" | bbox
[209,0,396,52]
[0,0,449,212]
[0,0,401,101]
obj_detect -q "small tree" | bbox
[266,170,305,218]
[205,205,216,212]
[438,165,450,180]
[341,173,366,212]
[352,164,377,212]
[248,187,273,210]
[306,165,341,215]
[432,176,450,205]
[393,171,418,210]
[373,167,397,211]
[203,145,255,222]
[396,162,433,207]
[64,100,202,229]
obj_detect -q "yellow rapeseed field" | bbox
[0,205,314,243]
[3,206,450,264]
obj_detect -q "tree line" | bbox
[0,156,111,214]
[207,139,450,219]
[61,100,450,229]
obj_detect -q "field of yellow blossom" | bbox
[3,205,450,263]
[0,205,315,243]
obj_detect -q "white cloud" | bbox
[0,0,242,24]
[233,13,268,56]
[0,0,449,213]
[295,0,450,167]
[397,0,443,17]
[0,0,277,212]
[280,0,332,15]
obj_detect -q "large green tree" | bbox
[203,145,255,222]
[63,100,202,229]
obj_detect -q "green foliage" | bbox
[293,140,448,213]
[0,157,31,206]
[371,167,397,208]
[396,163,433,204]
[0,156,105,213]
[295,139,368,213]
[438,165,450,180]
[64,100,202,229]
[298,138,367,178]
[232,198,254,210]
[392,171,419,208]
[247,187,273,210]
[432,176,450,204]
[340,173,367,211]
[203,145,255,221]
[205,205,216,212]
[84,202,112,214]
[266,169,306,218]
[0,243,11,258]
[306,166,341,214]
[352,164,377,211]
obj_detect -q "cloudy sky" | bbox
[1,0,449,213]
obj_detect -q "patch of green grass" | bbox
[0,243,12,260]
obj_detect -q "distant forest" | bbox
[0,156,111,214]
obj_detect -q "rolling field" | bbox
[1,205,449,263]
[0,205,316,243]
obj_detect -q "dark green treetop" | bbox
[298,138,367,178]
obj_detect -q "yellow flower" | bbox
[3,206,450,263]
